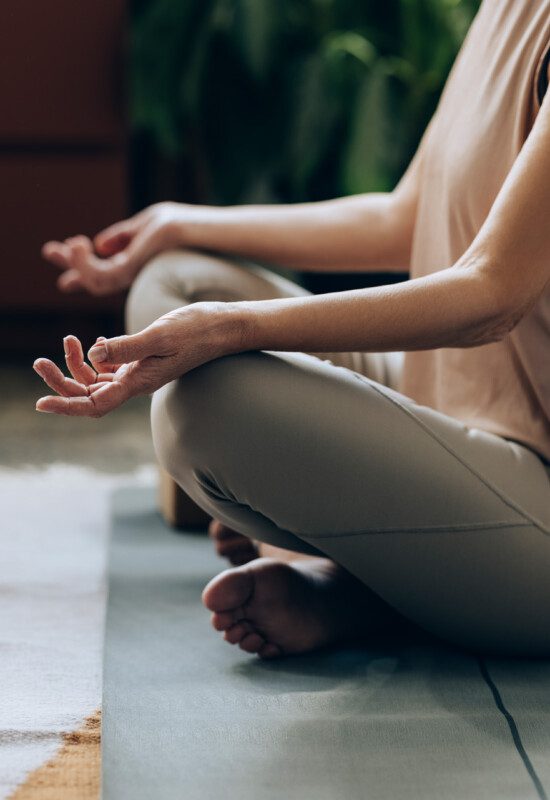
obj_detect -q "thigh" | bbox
[152,350,550,655]
[126,248,400,387]
[311,349,405,391]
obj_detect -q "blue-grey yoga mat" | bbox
[102,488,550,800]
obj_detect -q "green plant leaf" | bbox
[129,0,480,202]
[342,62,397,194]
[231,0,280,83]
[286,53,339,197]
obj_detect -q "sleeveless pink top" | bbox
[400,0,550,462]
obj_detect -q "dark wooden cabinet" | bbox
[0,1,128,356]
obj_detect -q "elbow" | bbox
[477,310,523,345]
[461,314,517,349]
[494,304,529,339]
[465,263,532,346]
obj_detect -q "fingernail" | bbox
[36,403,52,413]
[63,336,70,356]
[89,345,107,362]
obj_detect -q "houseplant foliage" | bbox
[131,0,479,204]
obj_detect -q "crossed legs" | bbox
[129,249,550,658]
[127,247,402,564]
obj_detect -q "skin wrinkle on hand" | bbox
[33,302,237,417]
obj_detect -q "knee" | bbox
[126,248,245,335]
[150,350,283,487]
[150,375,201,482]
[125,249,185,334]
[150,353,247,482]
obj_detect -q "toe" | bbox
[211,611,234,631]
[215,538,254,558]
[230,554,256,566]
[208,520,246,543]
[207,521,258,565]
[239,633,265,654]
[208,520,230,541]
[202,566,254,613]
[259,642,283,660]
[224,621,252,645]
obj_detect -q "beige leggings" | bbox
[127,250,550,656]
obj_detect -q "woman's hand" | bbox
[41,202,191,296]
[33,302,243,417]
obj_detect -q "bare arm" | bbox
[33,90,550,420]
[181,166,419,273]
[33,98,550,418]
[42,144,422,294]
[231,94,550,354]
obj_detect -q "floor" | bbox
[3,362,550,800]
[1,363,155,473]
[103,491,550,800]
[0,361,157,798]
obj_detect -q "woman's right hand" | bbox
[42,202,191,296]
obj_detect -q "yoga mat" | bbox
[102,488,549,800]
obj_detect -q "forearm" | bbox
[223,258,517,355]
[182,192,414,273]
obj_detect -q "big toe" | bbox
[202,566,254,613]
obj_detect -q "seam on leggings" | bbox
[477,658,548,800]
[196,468,532,541]
[196,468,533,543]
[350,372,550,537]
[302,520,532,539]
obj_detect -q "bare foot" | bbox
[208,519,259,566]
[202,556,401,659]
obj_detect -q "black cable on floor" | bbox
[477,656,547,800]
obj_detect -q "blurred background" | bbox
[0,0,479,362]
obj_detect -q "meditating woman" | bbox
[35,0,550,658]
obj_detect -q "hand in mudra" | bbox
[41,202,188,296]
[33,303,230,417]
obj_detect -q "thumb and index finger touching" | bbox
[93,209,155,267]
[88,327,158,368]
[94,219,138,257]
[88,327,166,405]
[41,212,149,290]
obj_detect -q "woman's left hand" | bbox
[33,303,239,417]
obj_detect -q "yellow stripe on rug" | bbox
[8,711,101,800]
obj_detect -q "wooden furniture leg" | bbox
[158,468,211,531]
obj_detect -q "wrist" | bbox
[168,205,225,251]
[204,300,257,359]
